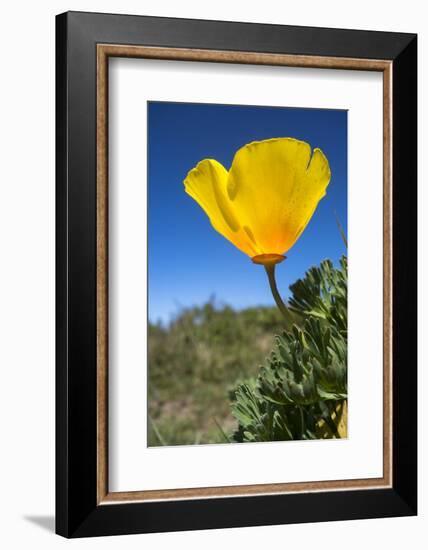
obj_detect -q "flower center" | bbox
[251,254,286,266]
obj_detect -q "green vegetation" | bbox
[230,257,347,442]
[148,302,296,445]
[148,257,347,446]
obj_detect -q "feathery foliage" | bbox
[230,257,348,442]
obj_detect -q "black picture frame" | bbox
[56,11,417,538]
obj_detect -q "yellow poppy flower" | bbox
[184,137,331,265]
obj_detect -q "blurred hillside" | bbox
[148,301,297,446]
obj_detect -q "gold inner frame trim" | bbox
[96,44,393,505]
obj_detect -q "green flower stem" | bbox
[264,264,293,324]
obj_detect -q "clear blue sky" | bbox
[148,101,347,324]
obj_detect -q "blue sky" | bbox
[148,101,347,324]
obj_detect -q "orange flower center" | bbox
[251,254,286,266]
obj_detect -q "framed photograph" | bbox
[56,11,417,538]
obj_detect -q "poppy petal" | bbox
[184,159,259,256]
[227,138,330,255]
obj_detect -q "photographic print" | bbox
[148,101,348,447]
[57,14,417,536]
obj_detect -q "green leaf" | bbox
[230,256,348,443]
